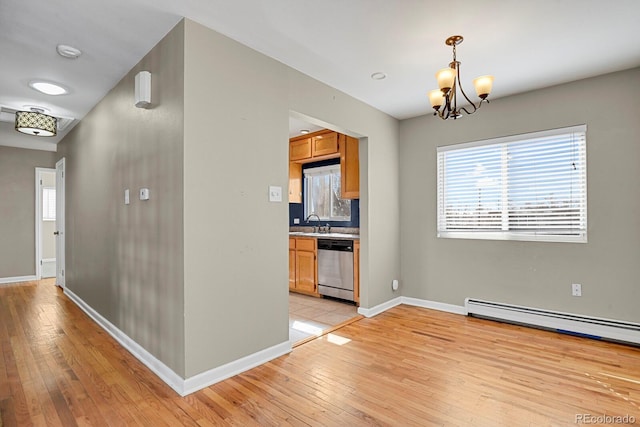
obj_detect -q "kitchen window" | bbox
[437,125,587,243]
[304,164,351,221]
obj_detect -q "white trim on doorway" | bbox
[35,167,56,280]
[55,158,66,288]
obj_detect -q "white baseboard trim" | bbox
[63,287,292,396]
[0,275,37,285]
[357,296,466,318]
[401,297,467,315]
[357,297,402,318]
[64,287,186,394]
[182,341,292,396]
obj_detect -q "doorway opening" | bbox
[287,112,365,345]
[35,168,56,280]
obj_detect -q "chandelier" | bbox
[429,35,494,120]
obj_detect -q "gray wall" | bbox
[182,19,401,377]
[57,21,186,375]
[0,146,56,278]
[399,67,640,323]
[54,17,401,380]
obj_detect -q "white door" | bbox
[55,158,66,288]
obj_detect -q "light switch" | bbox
[139,188,150,201]
[124,189,130,205]
[269,185,282,202]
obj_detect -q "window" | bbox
[437,125,587,243]
[43,187,56,221]
[304,164,351,221]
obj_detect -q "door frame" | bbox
[55,158,66,288]
[35,167,56,279]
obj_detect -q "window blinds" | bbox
[437,125,587,242]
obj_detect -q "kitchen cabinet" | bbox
[290,137,312,162]
[289,238,297,290]
[353,240,360,304]
[289,130,339,163]
[289,129,359,202]
[289,237,319,296]
[288,162,302,203]
[340,134,359,199]
[312,132,338,157]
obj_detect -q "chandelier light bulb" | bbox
[436,68,455,94]
[429,89,444,110]
[473,75,494,99]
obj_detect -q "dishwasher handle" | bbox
[317,239,353,252]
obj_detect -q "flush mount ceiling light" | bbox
[370,72,387,80]
[428,35,494,120]
[56,44,82,59]
[29,80,68,96]
[300,129,310,134]
[15,108,57,137]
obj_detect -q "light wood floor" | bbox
[2,280,639,426]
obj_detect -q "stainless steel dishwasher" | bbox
[317,239,354,302]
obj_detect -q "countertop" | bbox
[289,231,360,240]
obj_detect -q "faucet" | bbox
[305,213,321,233]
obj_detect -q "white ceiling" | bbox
[2,0,640,149]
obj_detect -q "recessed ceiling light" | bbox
[29,81,68,96]
[371,72,387,80]
[56,44,82,59]
[300,129,310,134]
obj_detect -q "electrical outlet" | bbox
[572,283,582,297]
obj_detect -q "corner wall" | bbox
[399,67,640,323]
[56,21,186,376]
[182,19,401,377]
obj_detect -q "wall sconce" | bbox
[135,71,151,108]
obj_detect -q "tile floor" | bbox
[289,292,359,344]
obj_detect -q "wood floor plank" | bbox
[1,280,639,426]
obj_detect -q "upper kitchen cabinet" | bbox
[289,130,339,162]
[289,162,302,203]
[288,129,359,202]
[312,132,338,157]
[340,134,359,199]
[290,137,312,161]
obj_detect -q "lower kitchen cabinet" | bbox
[289,238,297,290]
[289,237,319,296]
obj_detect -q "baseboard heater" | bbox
[465,298,640,346]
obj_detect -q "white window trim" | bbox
[437,125,587,243]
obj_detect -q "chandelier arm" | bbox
[442,92,452,120]
[461,106,476,115]
[455,65,478,114]
[451,70,458,117]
